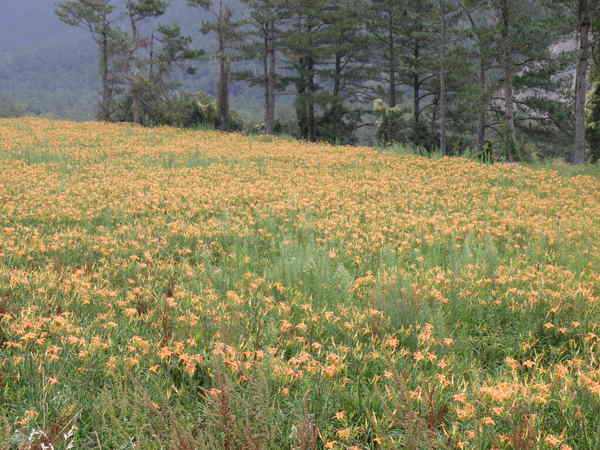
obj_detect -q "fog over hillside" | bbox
[0,0,254,119]
[1,0,82,49]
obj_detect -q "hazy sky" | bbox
[1,1,85,50]
[0,0,205,52]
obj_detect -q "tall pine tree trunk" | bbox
[431,93,439,152]
[131,91,141,124]
[130,74,141,125]
[296,56,311,141]
[100,26,111,121]
[263,31,271,133]
[217,31,230,130]
[478,60,487,153]
[388,12,397,107]
[500,0,516,160]
[413,41,421,143]
[307,57,316,142]
[334,52,342,98]
[574,0,592,164]
[460,4,487,154]
[264,23,275,135]
[439,0,448,155]
[129,16,142,125]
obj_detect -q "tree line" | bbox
[55,0,600,163]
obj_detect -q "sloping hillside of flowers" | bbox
[1,118,599,448]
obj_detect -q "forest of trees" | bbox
[2,0,600,163]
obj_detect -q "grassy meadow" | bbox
[1,118,600,449]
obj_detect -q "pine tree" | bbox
[366,0,406,108]
[188,0,244,130]
[277,0,326,141]
[55,0,118,120]
[124,0,169,124]
[587,81,600,162]
[137,24,204,125]
[457,0,502,154]
[573,0,593,164]
[592,8,600,81]
[317,0,373,143]
[550,0,600,163]
[57,0,201,125]
[238,0,287,134]
[276,0,372,143]
[399,0,439,149]
[438,0,448,155]
[451,0,568,160]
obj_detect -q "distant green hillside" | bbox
[0,0,258,120]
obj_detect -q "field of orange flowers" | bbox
[1,118,599,449]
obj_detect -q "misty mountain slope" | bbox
[0,0,255,119]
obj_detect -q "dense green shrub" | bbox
[112,90,244,131]
[373,98,409,146]
[315,101,360,145]
[373,99,437,151]
[0,95,26,118]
